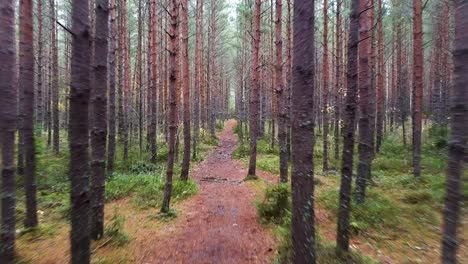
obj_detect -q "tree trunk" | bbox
[107,0,117,173]
[376,0,385,152]
[69,0,91,261]
[161,0,179,213]
[412,0,423,178]
[336,0,359,254]
[322,0,329,173]
[0,0,17,261]
[192,0,203,159]
[51,0,60,154]
[137,0,143,155]
[180,0,191,180]
[91,0,109,240]
[247,0,262,177]
[441,1,467,262]
[36,0,44,133]
[149,0,158,163]
[291,0,316,262]
[355,0,374,204]
[334,0,342,161]
[19,0,38,229]
[275,0,287,183]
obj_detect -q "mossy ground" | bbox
[13,131,217,263]
[234,122,468,263]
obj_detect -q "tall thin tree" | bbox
[69,0,92,261]
[161,0,180,213]
[441,1,467,262]
[355,0,374,204]
[19,0,38,229]
[51,0,60,154]
[275,0,287,183]
[91,0,109,240]
[107,0,117,173]
[336,0,359,253]
[180,0,191,180]
[322,0,330,172]
[412,0,423,178]
[0,1,17,262]
[247,0,262,178]
[291,0,316,262]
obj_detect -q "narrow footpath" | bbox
[143,120,277,263]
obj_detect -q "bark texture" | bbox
[441,1,467,262]
[337,0,359,253]
[275,0,287,183]
[412,0,423,178]
[0,1,17,261]
[19,0,38,229]
[69,0,92,261]
[91,0,109,240]
[355,0,374,204]
[161,0,179,213]
[291,0,316,262]
[247,0,262,177]
[180,0,191,180]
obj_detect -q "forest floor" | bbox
[16,120,278,263]
[138,119,277,263]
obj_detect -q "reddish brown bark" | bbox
[149,0,158,163]
[19,0,38,229]
[322,0,329,172]
[51,0,60,154]
[107,0,117,172]
[36,0,44,130]
[337,0,359,253]
[291,0,316,262]
[275,0,287,182]
[247,0,262,177]
[69,0,92,261]
[412,0,423,178]
[441,1,467,262]
[161,0,180,213]
[180,0,191,180]
[355,0,374,204]
[90,0,109,240]
[192,0,203,159]
[334,0,342,161]
[376,0,385,152]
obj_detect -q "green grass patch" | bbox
[317,188,402,233]
[257,184,291,224]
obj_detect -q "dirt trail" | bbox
[142,120,276,263]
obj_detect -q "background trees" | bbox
[0,0,466,263]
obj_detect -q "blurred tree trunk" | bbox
[337,0,359,254]
[441,1,467,262]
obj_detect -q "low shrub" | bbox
[257,184,291,224]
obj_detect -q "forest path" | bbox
[142,119,277,263]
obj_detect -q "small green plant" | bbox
[152,208,178,221]
[104,211,129,246]
[257,184,291,224]
[244,174,259,181]
[401,189,433,204]
[129,161,161,174]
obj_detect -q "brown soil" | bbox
[140,119,277,263]
[17,120,276,263]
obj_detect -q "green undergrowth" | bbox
[13,131,216,226]
[104,210,130,246]
[257,184,375,263]
[247,122,467,261]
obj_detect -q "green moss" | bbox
[317,188,401,232]
[257,184,291,224]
